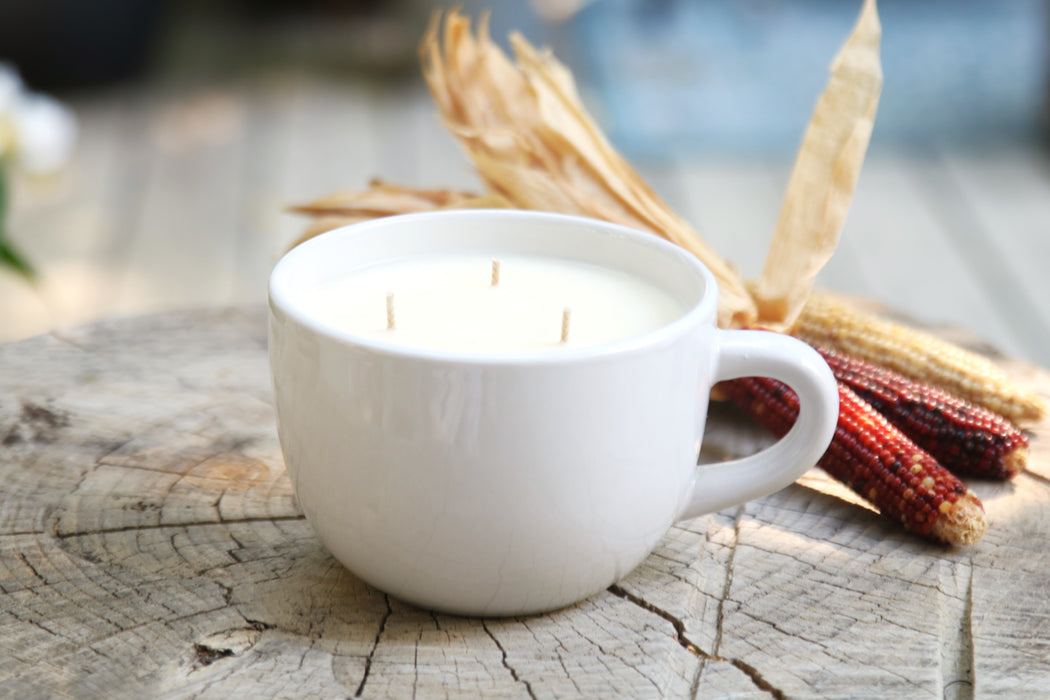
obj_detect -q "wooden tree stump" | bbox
[1,307,1048,698]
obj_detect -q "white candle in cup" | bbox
[270,209,841,616]
[303,253,685,354]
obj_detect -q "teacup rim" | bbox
[268,209,718,365]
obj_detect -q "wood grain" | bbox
[1,307,1048,698]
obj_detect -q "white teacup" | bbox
[268,210,838,617]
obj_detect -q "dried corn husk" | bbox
[295,4,881,332]
[289,180,482,218]
[290,1,1044,425]
[288,180,510,247]
[753,0,882,329]
[420,10,757,329]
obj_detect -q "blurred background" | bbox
[2,0,1049,366]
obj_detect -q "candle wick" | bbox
[386,292,396,330]
[561,307,571,344]
[491,258,501,287]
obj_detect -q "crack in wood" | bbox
[607,584,706,658]
[726,657,789,700]
[243,618,276,632]
[296,640,312,671]
[713,506,743,658]
[607,584,786,700]
[411,628,422,699]
[192,642,235,668]
[53,514,306,539]
[963,565,976,695]
[690,507,743,697]
[939,560,976,700]
[92,434,138,466]
[7,607,60,638]
[16,552,47,585]
[483,621,537,700]
[354,593,391,698]
[217,581,233,608]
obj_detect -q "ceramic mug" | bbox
[268,210,839,617]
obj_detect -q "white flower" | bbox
[0,63,22,111]
[0,62,23,159]
[11,93,77,174]
[0,61,78,174]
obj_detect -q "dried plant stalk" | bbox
[295,5,884,333]
[753,0,882,330]
[288,181,510,248]
[420,11,757,329]
[290,3,1038,431]
[289,180,482,218]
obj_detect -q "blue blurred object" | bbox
[567,0,1049,158]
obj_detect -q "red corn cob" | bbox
[816,346,1028,479]
[718,377,987,545]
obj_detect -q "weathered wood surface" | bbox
[1,307,1049,699]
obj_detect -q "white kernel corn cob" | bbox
[793,292,1047,426]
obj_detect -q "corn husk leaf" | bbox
[292,3,880,333]
[420,10,757,329]
[753,0,882,330]
[287,181,511,248]
[289,180,482,218]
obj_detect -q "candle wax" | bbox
[305,253,686,353]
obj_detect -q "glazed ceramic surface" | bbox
[268,210,838,616]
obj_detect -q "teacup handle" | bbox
[677,329,840,521]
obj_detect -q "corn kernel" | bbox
[793,293,1046,426]
[718,376,986,545]
[815,345,1028,479]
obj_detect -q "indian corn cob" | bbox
[818,346,1029,479]
[793,292,1046,426]
[719,377,987,545]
